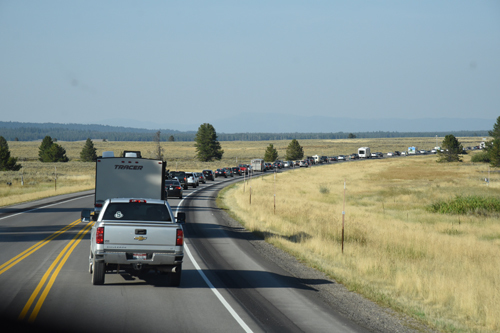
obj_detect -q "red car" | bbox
[238,164,248,175]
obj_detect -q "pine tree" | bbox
[194,123,224,161]
[39,136,69,162]
[42,144,69,162]
[437,134,463,163]
[0,136,22,171]
[485,116,500,167]
[168,135,175,142]
[488,116,500,140]
[285,139,304,160]
[80,138,97,162]
[38,136,54,161]
[488,139,500,167]
[264,144,279,162]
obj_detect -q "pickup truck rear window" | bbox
[102,203,172,222]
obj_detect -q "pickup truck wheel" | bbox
[92,259,105,285]
[169,265,182,287]
[179,194,183,199]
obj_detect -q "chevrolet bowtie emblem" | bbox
[134,236,147,241]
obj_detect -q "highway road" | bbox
[0,169,372,333]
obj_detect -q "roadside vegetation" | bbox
[222,153,500,332]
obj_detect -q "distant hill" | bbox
[101,114,495,134]
[0,121,490,142]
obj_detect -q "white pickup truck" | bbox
[85,198,185,286]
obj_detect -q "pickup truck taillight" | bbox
[96,227,104,244]
[176,229,184,246]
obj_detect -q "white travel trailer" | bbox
[251,159,265,172]
[358,147,371,158]
[92,151,166,213]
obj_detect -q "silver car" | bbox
[186,172,199,188]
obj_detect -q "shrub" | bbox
[319,185,330,194]
[471,151,490,163]
[428,195,500,215]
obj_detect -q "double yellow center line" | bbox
[18,220,94,322]
[0,219,82,275]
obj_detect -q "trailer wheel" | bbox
[92,258,105,285]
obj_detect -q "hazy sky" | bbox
[1,1,499,130]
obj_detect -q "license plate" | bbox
[133,253,146,260]
[169,187,173,190]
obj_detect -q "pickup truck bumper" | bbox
[95,251,183,265]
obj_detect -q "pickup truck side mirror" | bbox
[176,212,186,224]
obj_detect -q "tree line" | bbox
[0,121,488,142]
[2,117,499,168]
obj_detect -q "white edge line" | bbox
[176,179,253,333]
[0,194,94,221]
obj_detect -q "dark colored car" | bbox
[165,180,183,199]
[350,153,359,159]
[169,171,188,190]
[231,167,241,176]
[224,168,234,177]
[203,169,215,181]
[215,168,227,178]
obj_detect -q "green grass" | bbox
[428,195,500,215]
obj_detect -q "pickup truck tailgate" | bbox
[102,221,180,252]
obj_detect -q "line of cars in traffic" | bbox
[165,170,215,199]
[165,167,247,199]
[163,147,430,198]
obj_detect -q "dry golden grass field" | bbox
[1,137,497,332]
[222,148,499,333]
[1,137,485,206]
